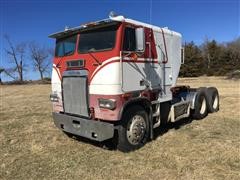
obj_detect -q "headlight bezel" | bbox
[98,98,116,110]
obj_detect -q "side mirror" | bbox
[135,28,145,52]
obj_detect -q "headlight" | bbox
[50,93,59,102]
[98,98,116,110]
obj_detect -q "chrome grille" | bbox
[63,76,89,117]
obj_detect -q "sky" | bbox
[0,0,239,80]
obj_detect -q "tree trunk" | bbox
[40,71,44,80]
[19,60,23,82]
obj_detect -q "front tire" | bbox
[117,106,149,152]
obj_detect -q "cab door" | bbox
[121,26,146,92]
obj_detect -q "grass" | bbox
[0,76,239,179]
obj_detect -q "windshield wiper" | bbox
[64,50,73,56]
[88,50,102,65]
[55,50,73,68]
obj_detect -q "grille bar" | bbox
[63,76,89,117]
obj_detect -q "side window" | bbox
[123,27,136,51]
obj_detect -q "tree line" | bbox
[180,37,240,77]
[1,36,239,83]
[1,35,53,83]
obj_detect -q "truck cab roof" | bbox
[49,15,181,39]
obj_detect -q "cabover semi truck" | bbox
[49,13,219,152]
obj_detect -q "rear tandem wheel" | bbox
[191,88,208,120]
[206,87,219,113]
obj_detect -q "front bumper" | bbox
[52,112,114,141]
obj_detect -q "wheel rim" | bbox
[200,97,207,114]
[213,95,219,109]
[127,115,146,145]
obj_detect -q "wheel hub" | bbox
[200,97,207,114]
[213,95,219,109]
[127,115,146,145]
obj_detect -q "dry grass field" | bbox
[0,77,239,180]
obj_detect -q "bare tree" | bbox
[29,42,51,80]
[0,67,4,84]
[4,35,27,82]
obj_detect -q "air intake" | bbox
[66,60,85,68]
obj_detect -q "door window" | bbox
[123,27,136,51]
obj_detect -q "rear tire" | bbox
[117,106,149,152]
[206,87,219,113]
[191,89,208,120]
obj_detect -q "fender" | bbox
[118,97,154,139]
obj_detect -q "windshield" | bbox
[55,35,77,57]
[78,25,118,53]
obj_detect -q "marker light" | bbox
[50,93,59,102]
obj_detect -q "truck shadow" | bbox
[153,117,194,139]
[65,131,117,150]
[67,117,196,151]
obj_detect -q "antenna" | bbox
[65,26,69,31]
[109,11,117,18]
[108,11,125,21]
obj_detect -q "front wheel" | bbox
[117,106,149,152]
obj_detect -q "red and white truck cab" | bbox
[49,14,219,152]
